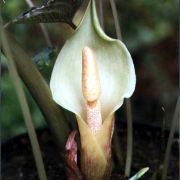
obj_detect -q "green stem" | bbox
[162,96,179,180]
[98,0,104,29]
[113,128,124,166]
[2,30,70,149]
[110,0,133,176]
[109,0,122,40]
[125,98,133,176]
[25,0,52,47]
[2,29,47,180]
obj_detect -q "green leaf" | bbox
[32,47,57,69]
[32,47,58,81]
[129,167,149,180]
[12,0,84,28]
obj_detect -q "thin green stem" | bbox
[110,0,133,176]
[2,29,47,180]
[125,98,133,176]
[39,23,52,47]
[162,96,179,180]
[113,128,124,166]
[110,0,122,40]
[98,0,104,29]
[25,0,52,47]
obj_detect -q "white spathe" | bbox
[50,0,136,122]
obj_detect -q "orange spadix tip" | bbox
[82,47,101,104]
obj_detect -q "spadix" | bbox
[82,47,102,134]
[82,47,101,105]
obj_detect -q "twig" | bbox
[2,29,47,180]
[162,96,179,180]
[25,0,52,47]
[110,0,133,176]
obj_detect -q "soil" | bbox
[2,123,179,180]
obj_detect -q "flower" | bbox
[50,0,135,125]
[50,0,136,179]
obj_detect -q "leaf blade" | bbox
[12,0,83,27]
[129,167,149,180]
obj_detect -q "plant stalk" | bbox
[162,96,179,180]
[113,128,124,167]
[98,0,104,29]
[162,3,179,178]
[2,29,47,180]
[25,0,52,47]
[110,0,133,176]
[125,98,133,176]
[110,0,122,40]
